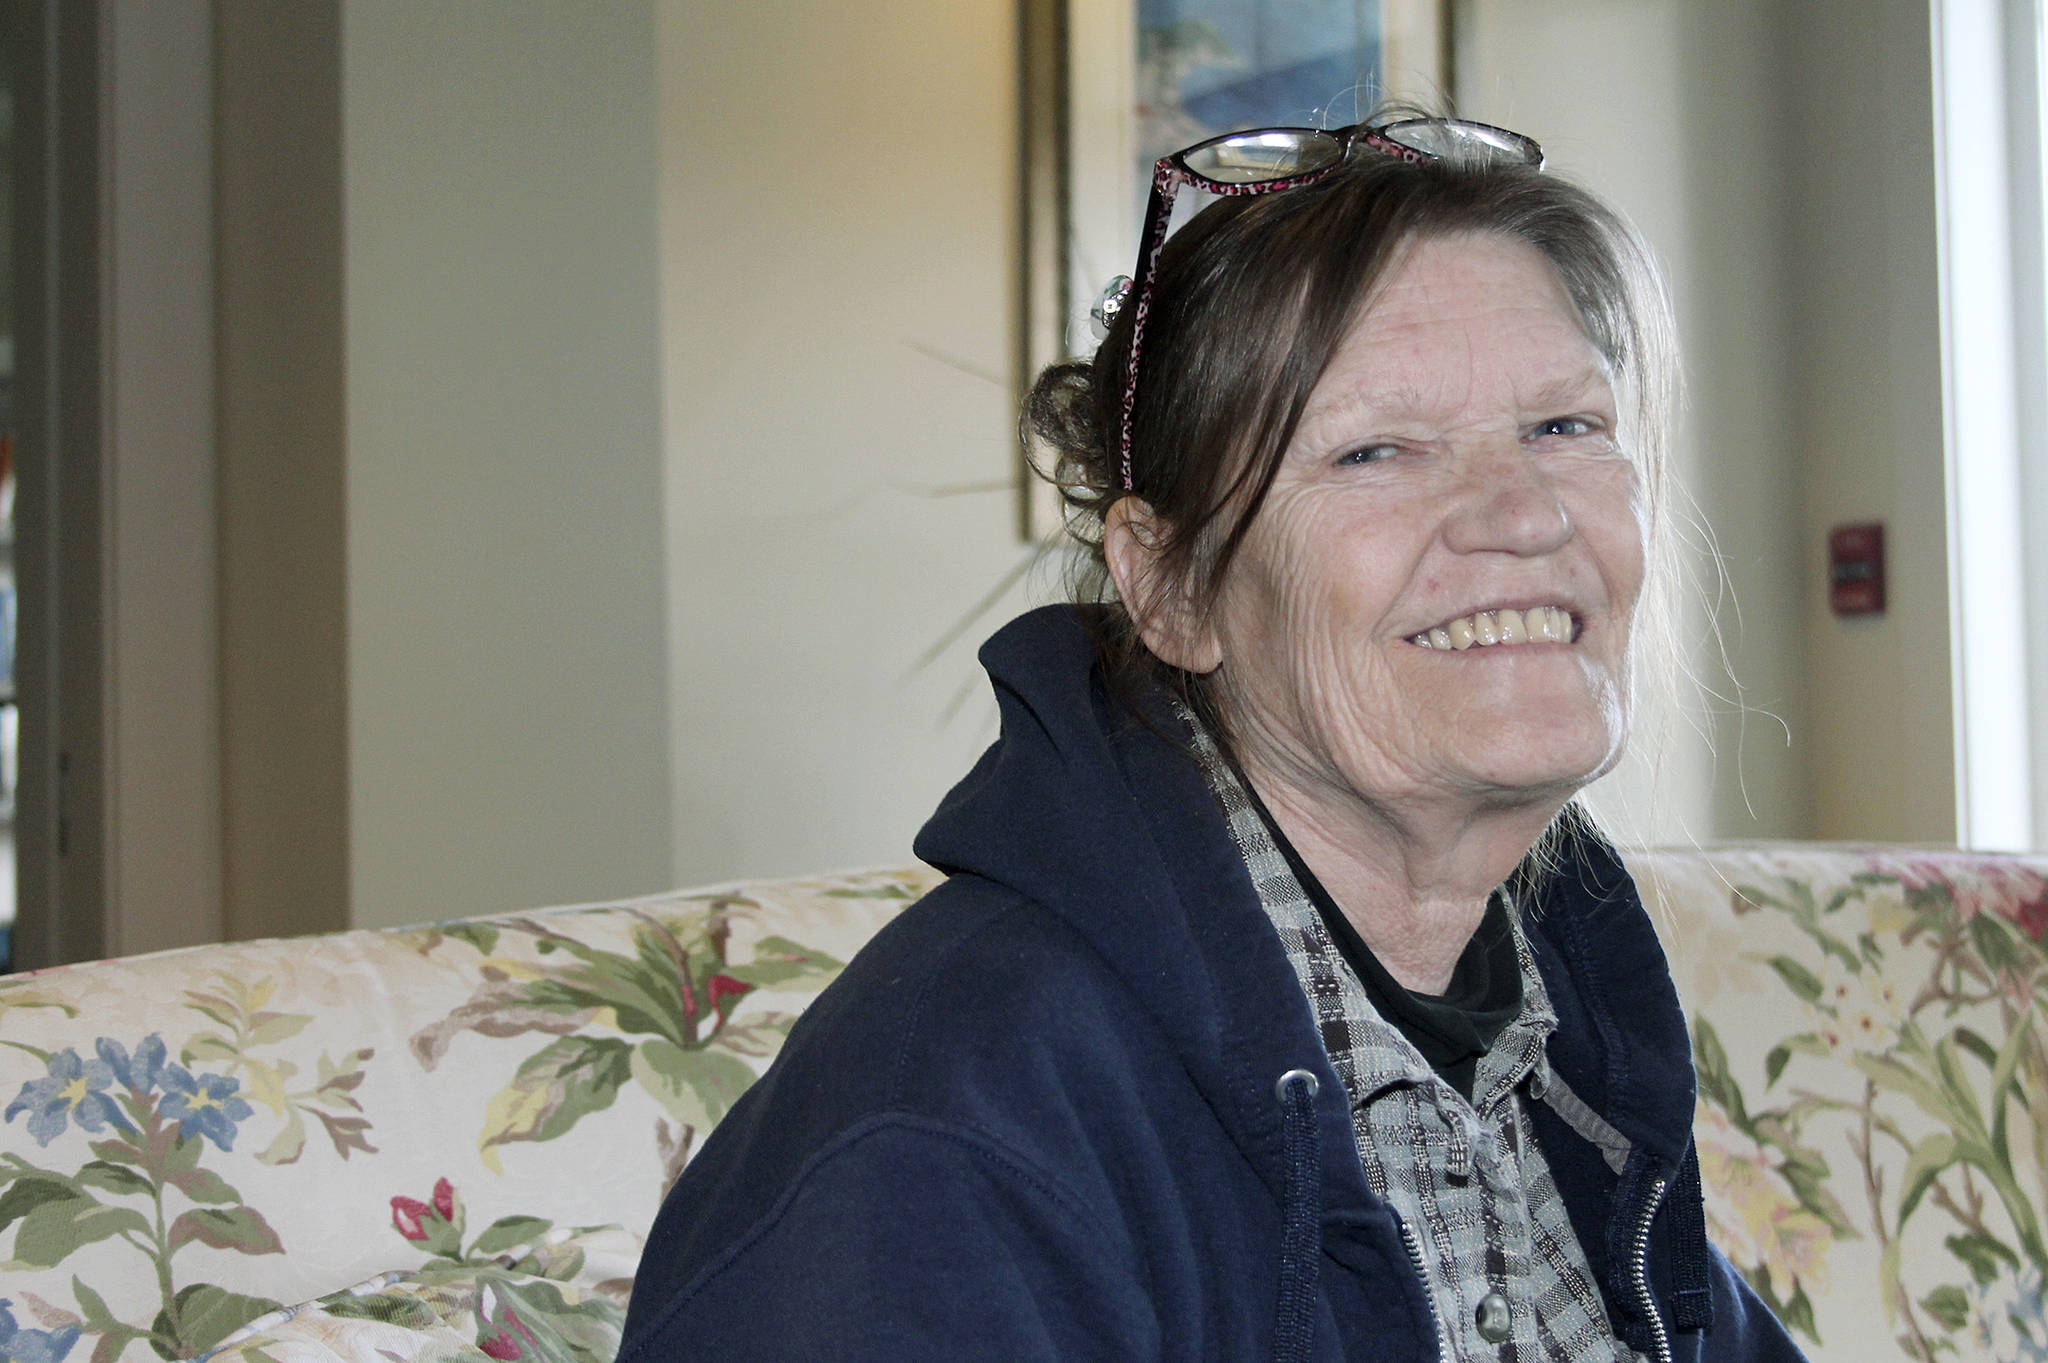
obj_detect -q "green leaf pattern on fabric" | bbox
[1648,849,2048,1361]
[0,866,936,1363]
[415,898,848,1173]
[207,1220,641,1363]
[12,853,2048,1361]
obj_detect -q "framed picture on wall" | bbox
[1019,0,1452,538]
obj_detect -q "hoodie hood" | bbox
[914,605,1365,1217]
[915,604,1698,1195]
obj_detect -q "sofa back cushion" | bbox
[1635,845,2048,1362]
[0,867,937,1362]
[8,845,2048,1363]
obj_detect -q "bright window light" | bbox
[1933,0,2042,851]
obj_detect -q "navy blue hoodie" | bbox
[619,606,1805,1362]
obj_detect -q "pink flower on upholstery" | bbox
[2008,885,2048,941]
[707,974,755,1016]
[390,1194,432,1241]
[1954,862,2048,937]
[390,1176,458,1243]
[390,1198,430,1241]
[1877,852,1956,894]
[1874,854,2048,937]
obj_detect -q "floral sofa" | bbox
[0,846,2044,1363]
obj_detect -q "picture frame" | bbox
[1018,0,1453,538]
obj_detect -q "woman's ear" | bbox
[1104,496,1223,674]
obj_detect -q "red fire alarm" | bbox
[1828,523,1885,616]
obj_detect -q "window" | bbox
[1934,0,2047,850]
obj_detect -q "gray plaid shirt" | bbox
[1191,720,1640,1363]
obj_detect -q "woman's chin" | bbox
[1449,721,1628,804]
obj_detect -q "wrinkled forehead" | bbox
[1305,232,1616,423]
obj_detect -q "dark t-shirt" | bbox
[1245,790,1521,1100]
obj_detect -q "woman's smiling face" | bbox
[1191,230,1648,824]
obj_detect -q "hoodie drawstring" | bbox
[1273,1068,1324,1363]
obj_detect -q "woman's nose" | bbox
[1440,447,1573,557]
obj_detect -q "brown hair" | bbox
[1026,137,1678,717]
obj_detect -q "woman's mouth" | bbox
[1407,606,1577,650]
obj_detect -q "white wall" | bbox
[654,0,1043,884]
[344,3,678,926]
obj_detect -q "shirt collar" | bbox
[1182,705,1558,1113]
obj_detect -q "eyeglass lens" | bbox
[1180,130,1344,185]
[1376,119,1536,164]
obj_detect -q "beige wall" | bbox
[343,2,678,926]
[338,0,1965,901]
[69,0,1970,957]
[654,0,1043,884]
[1780,0,1955,842]
[338,0,1042,914]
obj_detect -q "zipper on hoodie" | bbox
[1629,1175,1673,1363]
[1396,1217,1451,1363]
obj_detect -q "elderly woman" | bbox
[620,116,1805,1362]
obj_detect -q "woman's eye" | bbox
[1335,443,1399,466]
[1530,416,1596,440]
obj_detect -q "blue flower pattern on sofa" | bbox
[8,1045,130,1146]
[5,852,2048,1361]
[0,1031,284,1356]
[0,1293,82,1363]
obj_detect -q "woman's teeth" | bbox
[1410,607,1573,650]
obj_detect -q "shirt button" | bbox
[1475,1292,1513,1343]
